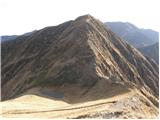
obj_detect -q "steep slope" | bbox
[105,22,158,48]
[138,43,159,64]
[1,15,159,118]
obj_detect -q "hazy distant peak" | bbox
[105,22,159,48]
[107,22,138,30]
[125,22,138,30]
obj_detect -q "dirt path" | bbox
[2,100,116,115]
[1,90,131,117]
[1,89,158,119]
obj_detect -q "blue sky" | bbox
[0,0,159,35]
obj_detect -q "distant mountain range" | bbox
[105,22,159,48]
[105,22,159,63]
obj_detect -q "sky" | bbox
[0,0,160,35]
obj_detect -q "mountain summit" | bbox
[1,15,159,118]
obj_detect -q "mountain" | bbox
[105,22,159,48]
[1,15,159,118]
[138,43,159,64]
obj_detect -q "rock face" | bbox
[138,43,159,64]
[105,22,159,48]
[1,15,159,117]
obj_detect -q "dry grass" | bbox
[1,86,158,119]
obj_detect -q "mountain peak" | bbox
[76,14,93,20]
[75,14,96,23]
